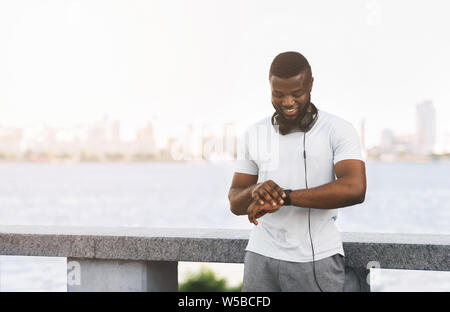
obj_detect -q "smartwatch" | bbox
[283,189,292,206]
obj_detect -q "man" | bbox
[228,51,366,292]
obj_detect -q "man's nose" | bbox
[282,96,295,107]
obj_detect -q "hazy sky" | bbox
[1,0,449,149]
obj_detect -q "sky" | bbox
[0,0,449,149]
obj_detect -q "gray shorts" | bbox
[242,251,345,292]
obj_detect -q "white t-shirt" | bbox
[234,109,365,262]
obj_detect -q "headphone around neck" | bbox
[271,102,319,134]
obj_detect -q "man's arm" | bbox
[289,159,366,209]
[228,173,288,216]
[228,173,259,215]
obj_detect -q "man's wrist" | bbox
[283,189,292,206]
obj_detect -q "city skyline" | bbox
[1,94,446,152]
[1,97,448,149]
[1,99,449,162]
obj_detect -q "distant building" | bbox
[380,128,396,152]
[0,127,23,158]
[111,120,121,143]
[134,122,157,157]
[87,117,109,154]
[415,101,436,155]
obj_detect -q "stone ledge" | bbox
[0,225,448,271]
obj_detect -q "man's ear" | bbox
[309,77,314,91]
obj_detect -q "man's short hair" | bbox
[269,51,312,80]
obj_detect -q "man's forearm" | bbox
[228,185,257,216]
[289,177,365,209]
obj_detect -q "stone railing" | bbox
[0,225,448,291]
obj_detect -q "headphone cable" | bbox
[303,132,324,292]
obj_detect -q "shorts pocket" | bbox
[316,254,345,292]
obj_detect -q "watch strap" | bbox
[283,189,292,206]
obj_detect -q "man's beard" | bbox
[272,94,312,133]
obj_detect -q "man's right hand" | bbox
[251,180,286,207]
[247,199,282,225]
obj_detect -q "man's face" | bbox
[269,72,314,127]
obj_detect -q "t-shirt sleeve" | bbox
[331,121,365,165]
[234,129,259,175]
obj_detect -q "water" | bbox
[0,161,449,291]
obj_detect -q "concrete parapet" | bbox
[0,225,448,291]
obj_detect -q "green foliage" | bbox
[225,283,243,292]
[179,266,242,292]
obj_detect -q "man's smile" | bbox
[282,106,298,117]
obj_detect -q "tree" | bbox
[179,266,242,292]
